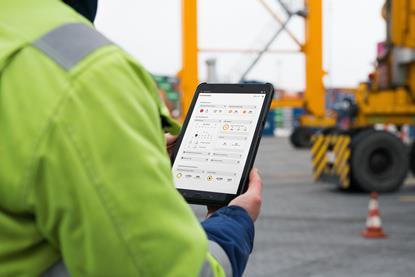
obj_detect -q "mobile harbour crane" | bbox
[180,0,415,193]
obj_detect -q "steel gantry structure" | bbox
[179,0,335,142]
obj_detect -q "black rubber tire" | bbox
[351,130,408,193]
[290,127,314,148]
[409,142,415,176]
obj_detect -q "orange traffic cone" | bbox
[361,192,387,239]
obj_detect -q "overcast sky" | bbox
[95,0,385,91]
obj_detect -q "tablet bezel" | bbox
[171,83,274,206]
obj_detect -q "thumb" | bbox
[247,168,262,195]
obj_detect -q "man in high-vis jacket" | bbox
[0,0,263,276]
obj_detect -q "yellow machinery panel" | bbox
[271,98,304,109]
[391,0,415,48]
[354,86,415,126]
[300,114,337,128]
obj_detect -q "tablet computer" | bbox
[171,83,274,205]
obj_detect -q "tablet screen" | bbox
[172,92,266,194]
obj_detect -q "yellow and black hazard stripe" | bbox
[311,133,352,188]
[332,135,351,189]
[311,134,331,180]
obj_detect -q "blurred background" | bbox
[95,1,415,276]
[95,0,383,89]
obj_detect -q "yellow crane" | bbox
[312,0,415,193]
[179,0,415,193]
[179,0,336,148]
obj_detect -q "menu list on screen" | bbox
[173,92,265,194]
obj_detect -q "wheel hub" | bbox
[369,148,392,174]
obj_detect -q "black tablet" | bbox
[171,83,274,205]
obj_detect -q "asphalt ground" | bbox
[192,137,415,277]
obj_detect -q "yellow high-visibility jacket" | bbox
[0,0,228,275]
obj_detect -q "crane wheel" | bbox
[351,130,408,193]
[290,127,314,148]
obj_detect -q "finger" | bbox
[247,168,262,195]
[165,134,177,145]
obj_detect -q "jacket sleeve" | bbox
[27,51,211,276]
[202,206,255,277]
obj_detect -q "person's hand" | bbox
[207,168,263,222]
[229,168,262,221]
[165,134,177,158]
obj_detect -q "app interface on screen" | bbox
[173,92,265,194]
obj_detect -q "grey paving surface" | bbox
[192,137,415,277]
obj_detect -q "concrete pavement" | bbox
[193,137,415,276]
